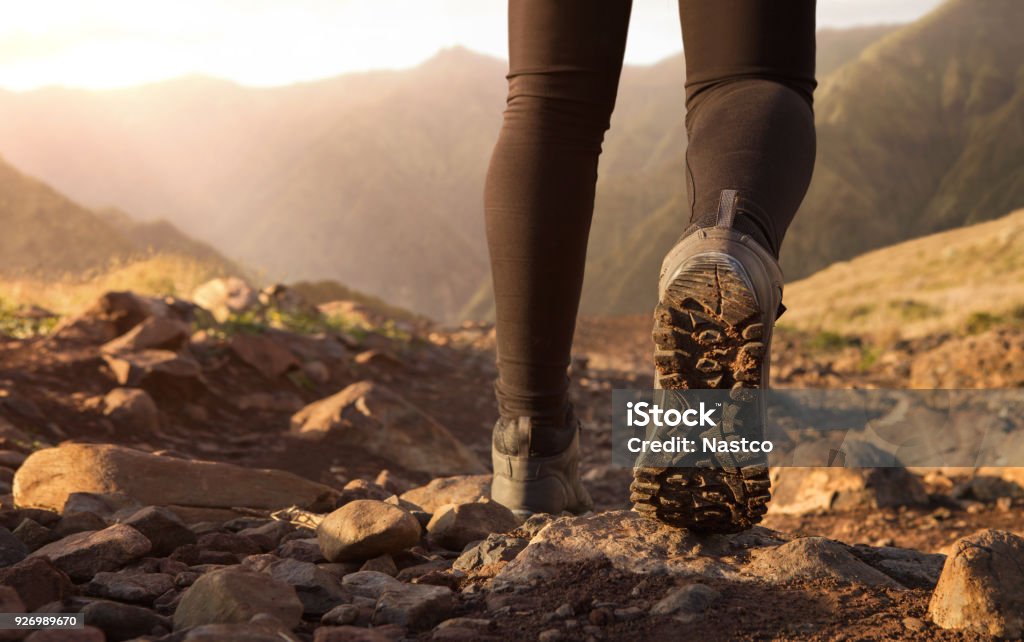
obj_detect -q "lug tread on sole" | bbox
[634,254,771,534]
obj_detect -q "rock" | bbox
[102,349,202,395]
[910,329,1024,388]
[768,467,928,515]
[29,524,151,582]
[11,519,59,552]
[191,277,258,322]
[277,538,326,563]
[53,291,162,343]
[121,506,197,556]
[928,529,1024,638]
[497,511,735,583]
[340,479,394,504]
[173,568,304,630]
[0,527,27,568]
[374,582,456,630]
[747,537,903,588]
[321,603,360,626]
[0,451,25,468]
[63,491,141,518]
[82,600,168,641]
[53,511,107,537]
[314,627,393,642]
[341,571,402,598]
[259,557,349,616]
[291,381,484,475]
[0,557,73,611]
[87,570,174,604]
[229,334,299,379]
[399,475,492,513]
[650,584,721,622]
[426,501,519,551]
[101,388,161,433]
[360,554,398,576]
[0,583,23,615]
[101,317,191,354]
[14,443,338,512]
[197,532,263,555]
[453,534,528,572]
[850,544,946,589]
[25,626,105,641]
[317,500,421,562]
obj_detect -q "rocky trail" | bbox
[0,281,1022,640]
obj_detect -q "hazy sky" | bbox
[0,0,946,91]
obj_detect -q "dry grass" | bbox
[779,208,1024,341]
[0,254,230,317]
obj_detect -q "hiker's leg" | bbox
[679,0,817,256]
[485,0,632,447]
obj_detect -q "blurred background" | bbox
[0,0,1020,340]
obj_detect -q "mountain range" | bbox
[0,0,1019,322]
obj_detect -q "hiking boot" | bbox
[491,408,594,518]
[631,190,782,533]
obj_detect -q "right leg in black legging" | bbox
[485,0,632,453]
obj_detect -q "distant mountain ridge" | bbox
[0,155,235,279]
[0,1,1018,321]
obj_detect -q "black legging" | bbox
[486,0,817,428]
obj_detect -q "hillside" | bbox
[784,0,1024,281]
[779,207,1024,340]
[0,157,139,276]
[0,21,898,322]
[0,156,241,311]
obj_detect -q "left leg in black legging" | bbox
[485,0,632,451]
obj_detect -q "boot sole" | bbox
[631,252,771,534]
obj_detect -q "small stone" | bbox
[277,538,326,563]
[453,534,528,572]
[903,616,926,632]
[0,557,73,611]
[197,532,262,556]
[340,479,394,504]
[82,600,168,641]
[53,511,107,537]
[360,554,398,576]
[0,527,27,567]
[321,603,360,625]
[11,519,59,552]
[341,571,402,598]
[101,387,162,433]
[86,570,175,604]
[538,629,562,642]
[121,506,197,556]
[229,334,299,379]
[614,606,645,621]
[258,557,349,616]
[554,603,573,618]
[928,529,1024,638]
[101,317,191,354]
[29,524,151,582]
[650,584,721,622]
[173,568,303,630]
[426,501,519,551]
[747,537,903,588]
[373,582,456,630]
[400,475,491,513]
[317,500,421,562]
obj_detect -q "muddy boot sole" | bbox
[631,252,772,534]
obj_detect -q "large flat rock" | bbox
[14,443,339,512]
